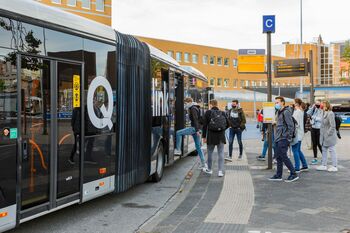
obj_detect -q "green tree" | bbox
[342,40,350,63]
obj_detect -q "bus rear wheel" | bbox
[152,143,165,182]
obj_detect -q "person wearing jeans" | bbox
[257,122,275,161]
[202,99,228,177]
[291,98,309,172]
[226,99,246,161]
[269,96,299,182]
[175,127,205,165]
[317,101,338,172]
[174,97,207,170]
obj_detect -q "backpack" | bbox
[282,109,297,139]
[334,114,342,139]
[208,110,227,132]
[303,111,311,133]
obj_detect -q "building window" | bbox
[82,0,91,9]
[233,79,238,88]
[67,0,76,6]
[259,81,263,87]
[51,0,61,4]
[224,58,229,67]
[176,52,182,62]
[233,59,238,68]
[240,80,244,88]
[192,54,198,64]
[217,78,222,87]
[203,55,208,64]
[245,80,250,87]
[224,79,229,88]
[217,57,223,66]
[210,78,215,86]
[167,51,174,58]
[210,56,216,65]
[184,52,190,63]
[96,0,105,12]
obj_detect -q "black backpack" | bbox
[208,110,227,132]
[334,114,342,139]
[282,109,297,139]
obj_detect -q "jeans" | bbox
[175,127,205,164]
[322,145,337,167]
[262,132,275,158]
[229,128,243,157]
[207,143,224,172]
[311,128,322,158]
[291,141,308,171]
[275,139,296,177]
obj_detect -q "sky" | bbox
[112,0,350,50]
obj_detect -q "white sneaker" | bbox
[328,166,338,172]
[174,149,182,155]
[316,165,328,171]
[224,157,233,162]
[218,171,224,177]
[198,163,208,170]
[203,168,213,175]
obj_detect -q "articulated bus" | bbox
[0,1,211,231]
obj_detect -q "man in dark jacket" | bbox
[269,96,299,182]
[226,99,246,161]
[202,99,229,177]
[174,97,207,170]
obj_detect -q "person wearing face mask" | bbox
[269,96,299,182]
[225,99,246,161]
[317,101,338,172]
[307,100,324,165]
[174,97,207,170]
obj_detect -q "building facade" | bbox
[34,0,111,26]
[273,36,342,86]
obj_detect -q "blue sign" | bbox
[263,15,275,33]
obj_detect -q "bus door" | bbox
[174,73,185,155]
[17,54,83,220]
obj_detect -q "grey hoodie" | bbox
[275,106,294,143]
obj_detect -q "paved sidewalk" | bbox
[139,125,350,233]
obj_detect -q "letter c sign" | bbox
[263,15,275,33]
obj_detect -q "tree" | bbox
[342,40,350,63]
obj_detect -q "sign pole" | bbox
[309,50,315,105]
[267,31,273,169]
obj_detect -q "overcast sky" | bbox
[112,0,350,50]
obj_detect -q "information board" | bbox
[262,102,275,123]
[274,59,308,78]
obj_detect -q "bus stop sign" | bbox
[263,15,275,33]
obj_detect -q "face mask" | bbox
[315,104,320,109]
[232,105,237,108]
[275,103,282,110]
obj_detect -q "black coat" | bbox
[202,107,229,145]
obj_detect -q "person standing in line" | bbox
[269,96,299,182]
[202,99,229,177]
[174,97,207,170]
[291,98,309,173]
[226,99,246,161]
[317,101,338,172]
[307,100,324,164]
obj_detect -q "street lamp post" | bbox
[299,0,303,99]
